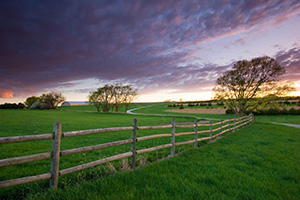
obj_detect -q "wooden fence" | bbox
[0,114,255,189]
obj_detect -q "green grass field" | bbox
[1,104,299,199]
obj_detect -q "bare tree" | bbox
[213,56,295,116]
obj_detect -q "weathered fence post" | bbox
[209,120,212,141]
[194,120,197,148]
[171,119,175,156]
[131,119,137,169]
[50,121,62,189]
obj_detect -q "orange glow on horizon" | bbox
[0,90,14,98]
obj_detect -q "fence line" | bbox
[0,114,255,189]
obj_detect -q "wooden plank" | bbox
[136,134,172,142]
[136,144,173,155]
[212,121,222,126]
[222,124,230,129]
[175,131,194,137]
[171,119,175,156]
[196,136,211,142]
[0,152,51,167]
[137,125,172,130]
[197,123,211,127]
[0,173,51,189]
[62,127,133,138]
[59,152,133,176]
[175,140,195,146]
[212,127,222,132]
[222,119,230,123]
[50,122,62,189]
[0,134,53,144]
[131,119,137,169]
[60,139,133,157]
[175,124,195,128]
[197,130,211,134]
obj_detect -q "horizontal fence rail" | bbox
[0,114,255,189]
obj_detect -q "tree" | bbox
[88,85,114,112]
[24,96,40,108]
[122,85,138,113]
[88,84,137,113]
[39,92,66,109]
[213,56,295,116]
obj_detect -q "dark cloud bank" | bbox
[1,0,300,98]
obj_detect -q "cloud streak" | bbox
[0,0,300,99]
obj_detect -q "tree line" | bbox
[1,84,137,112]
[0,92,66,110]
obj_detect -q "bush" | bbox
[18,103,25,109]
[253,107,300,115]
[0,103,18,109]
[179,104,184,109]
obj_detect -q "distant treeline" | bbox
[0,103,25,109]
[174,96,300,104]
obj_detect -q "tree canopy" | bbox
[88,84,137,112]
[39,92,66,109]
[24,96,40,108]
[213,56,295,116]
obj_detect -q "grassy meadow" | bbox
[0,103,299,199]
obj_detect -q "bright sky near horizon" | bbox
[1,0,300,103]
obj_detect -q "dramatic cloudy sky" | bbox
[1,0,300,103]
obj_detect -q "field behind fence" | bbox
[0,114,254,189]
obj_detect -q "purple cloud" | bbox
[0,0,300,99]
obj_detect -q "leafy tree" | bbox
[88,85,114,112]
[122,85,138,113]
[213,56,295,116]
[39,92,66,109]
[24,96,40,108]
[88,84,137,113]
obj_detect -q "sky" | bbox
[1,0,300,103]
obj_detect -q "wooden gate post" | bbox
[171,119,175,156]
[130,119,137,169]
[50,121,62,189]
[194,120,197,148]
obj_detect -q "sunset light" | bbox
[1,1,300,103]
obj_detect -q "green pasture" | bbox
[0,104,299,199]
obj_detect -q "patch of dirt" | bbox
[166,108,226,114]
